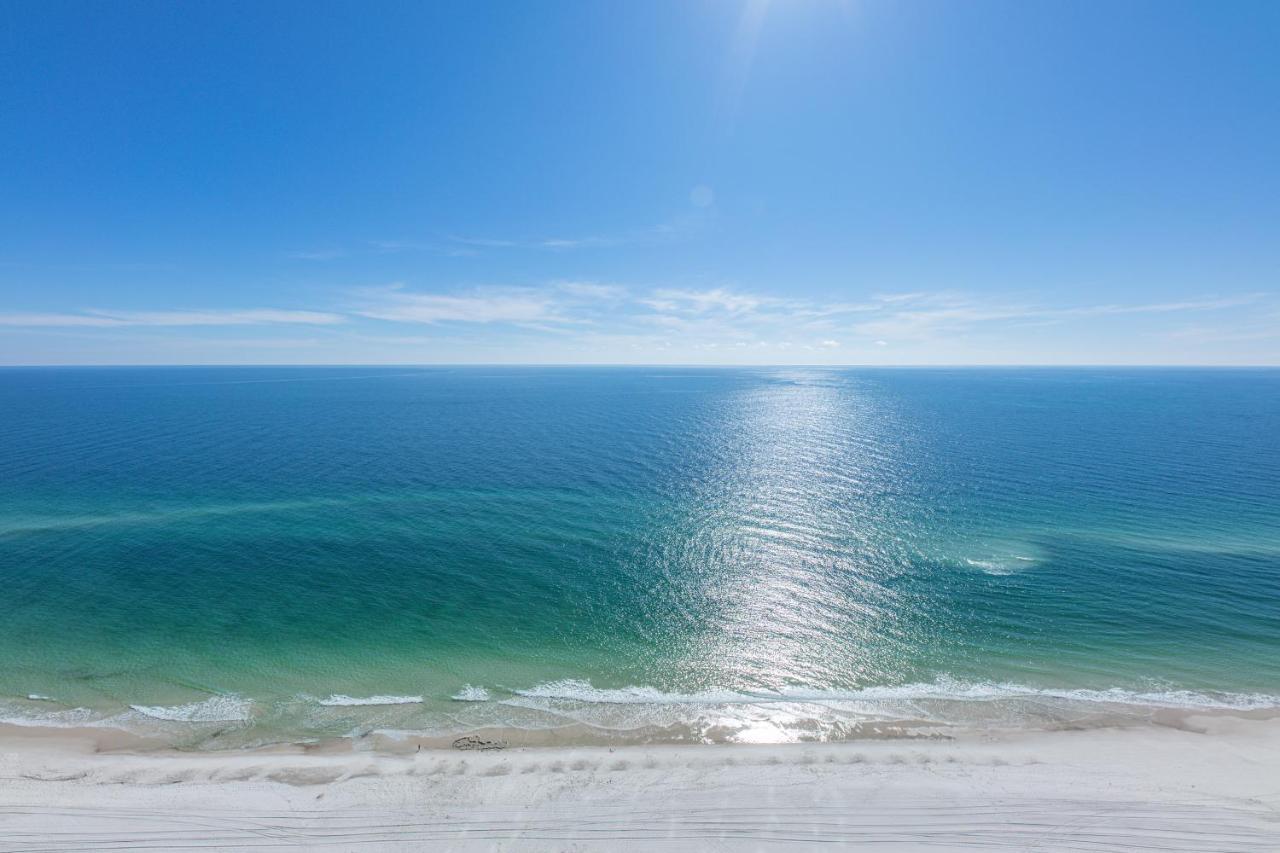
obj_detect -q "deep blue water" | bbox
[1,367,1277,745]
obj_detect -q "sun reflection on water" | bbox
[659,369,918,711]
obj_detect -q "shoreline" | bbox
[5,682,1278,755]
[1,713,1277,850]
[4,699,1279,758]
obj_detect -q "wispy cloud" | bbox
[353,280,635,327]
[446,217,699,254]
[355,285,568,326]
[1046,295,1263,318]
[0,313,123,327]
[287,213,706,263]
[850,292,1267,340]
[447,235,610,251]
[640,287,769,314]
[6,285,1270,365]
[851,302,1021,340]
[0,309,345,327]
[556,281,629,300]
[368,239,469,256]
[285,249,347,261]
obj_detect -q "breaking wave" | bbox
[318,694,423,707]
[129,695,253,723]
[511,677,1279,712]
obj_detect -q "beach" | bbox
[2,368,1277,848]
[1,713,1277,851]
[6,0,1280,845]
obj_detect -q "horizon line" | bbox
[2,362,1278,370]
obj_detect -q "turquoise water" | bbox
[1,367,1277,746]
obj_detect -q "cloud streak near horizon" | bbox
[0,309,346,328]
[3,286,1269,362]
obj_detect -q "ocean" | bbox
[1,366,1277,748]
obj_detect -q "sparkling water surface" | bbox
[1,367,1277,745]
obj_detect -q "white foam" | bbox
[0,704,98,728]
[515,680,752,705]
[129,695,252,723]
[512,677,1280,712]
[963,551,1041,575]
[318,694,422,707]
[964,557,1031,575]
[27,694,55,702]
[451,685,490,702]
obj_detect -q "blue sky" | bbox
[1,0,1277,365]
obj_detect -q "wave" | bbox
[0,703,98,728]
[512,677,1280,712]
[4,677,1275,748]
[318,694,422,707]
[516,681,750,705]
[129,695,252,723]
[964,556,1038,576]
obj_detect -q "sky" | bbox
[1,0,1277,365]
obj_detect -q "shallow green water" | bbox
[1,367,1277,745]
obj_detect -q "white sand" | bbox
[1,715,1277,851]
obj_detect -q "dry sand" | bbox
[1,715,1277,851]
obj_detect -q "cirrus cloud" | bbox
[0,309,345,327]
